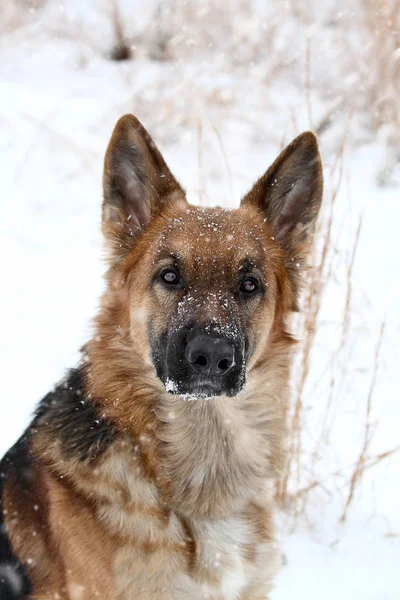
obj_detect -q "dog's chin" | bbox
[163,376,243,399]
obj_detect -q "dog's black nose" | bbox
[185,335,235,376]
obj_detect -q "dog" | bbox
[0,114,323,599]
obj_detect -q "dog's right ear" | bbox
[102,114,184,261]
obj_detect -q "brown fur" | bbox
[1,114,323,599]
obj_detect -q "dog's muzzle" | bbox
[152,325,245,398]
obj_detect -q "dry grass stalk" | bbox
[197,119,208,206]
[209,119,235,205]
[340,214,363,350]
[305,36,313,130]
[362,0,400,128]
[360,0,400,182]
[279,129,346,509]
[296,442,400,499]
[109,0,132,61]
[340,321,386,523]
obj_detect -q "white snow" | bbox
[0,1,399,598]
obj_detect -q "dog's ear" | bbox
[102,114,184,260]
[241,132,323,308]
[241,132,323,252]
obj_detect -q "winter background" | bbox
[1,0,399,598]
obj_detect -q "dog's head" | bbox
[101,115,323,399]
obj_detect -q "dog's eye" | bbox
[160,269,181,286]
[240,277,259,294]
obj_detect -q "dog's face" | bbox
[137,205,281,398]
[101,116,323,398]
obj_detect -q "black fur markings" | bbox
[34,368,115,462]
[0,369,115,598]
[0,437,32,600]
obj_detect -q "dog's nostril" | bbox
[218,358,230,371]
[194,355,208,367]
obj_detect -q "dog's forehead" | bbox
[155,205,265,266]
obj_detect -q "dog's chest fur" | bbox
[64,394,279,598]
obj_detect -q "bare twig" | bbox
[340,214,363,350]
[109,0,132,60]
[305,36,313,130]
[279,133,345,508]
[340,321,386,523]
[197,119,207,206]
[209,119,235,205]
[294,443,400,499]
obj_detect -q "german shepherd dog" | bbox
[0,115,323,599]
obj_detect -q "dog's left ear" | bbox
[241,132,323,254]
[102,114,184,261]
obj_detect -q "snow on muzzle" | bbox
[152,293,246,398]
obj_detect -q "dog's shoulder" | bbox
[0,367,116,598]
[33,367,115,462]
[0,435,32,599]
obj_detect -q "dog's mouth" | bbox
[164,375,244,399]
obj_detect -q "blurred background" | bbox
[1,1,399,598]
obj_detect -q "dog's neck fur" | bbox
[82,290,291,520]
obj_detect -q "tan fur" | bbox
[2,115,323,598]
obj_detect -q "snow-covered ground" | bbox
[1,2,399,598]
